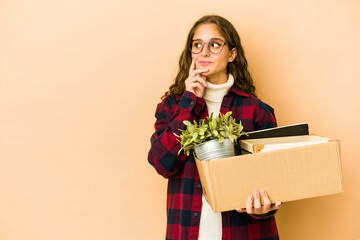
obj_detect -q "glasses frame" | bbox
[189,39,228,54]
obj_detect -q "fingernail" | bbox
[254,190,259,196]
[261,189,266,195]
[248,195,253,200]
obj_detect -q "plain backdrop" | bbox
[1,0,360,239]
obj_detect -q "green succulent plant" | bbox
[174,111,247,155]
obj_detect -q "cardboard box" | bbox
[195,138,343,212]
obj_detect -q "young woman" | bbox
[148,15,282,240]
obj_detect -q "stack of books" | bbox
[236,122,310,154]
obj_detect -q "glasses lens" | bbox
[209,40,224,54]
[191,41,203,53]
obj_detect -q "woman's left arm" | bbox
[236,100,282,218]
[253,100,277,130]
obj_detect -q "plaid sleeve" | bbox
[251,100,278,220]
[253,100,277,130]
[148,91,206,178]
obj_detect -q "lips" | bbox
[198,61,211,66]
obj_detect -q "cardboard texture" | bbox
[195,139,343,212]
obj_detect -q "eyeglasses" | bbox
[189,39,227,54]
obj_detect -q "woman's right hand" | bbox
[185,57,209,98]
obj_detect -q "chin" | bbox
[200,69,212,76]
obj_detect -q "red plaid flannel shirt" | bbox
[148,87,279,240]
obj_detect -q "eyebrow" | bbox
[192,37,225,42]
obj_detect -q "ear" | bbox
[228,48,237,63]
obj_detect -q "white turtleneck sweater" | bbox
[198,74,234,240]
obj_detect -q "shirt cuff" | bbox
[178,91,206,115]
[250,210,277,220]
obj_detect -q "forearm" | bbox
[148,91,206,178]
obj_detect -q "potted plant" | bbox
[174,111,247,161]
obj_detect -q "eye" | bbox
[210,41,222,48]
[192,41,202,48]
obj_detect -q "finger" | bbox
[194,75,208,87]
[189,56,200,74]
[269,202,282,212]
[193,83,205,98]
[193,55,200,70]
[190,68,210,77]
[185,77,205,96]
[189,58,195,75]
[260,190,271,213]
[274,202,282,209]
[192,78,206,98]
[246,194,253,214]
[253,190,261,212]
[236,208,246,213]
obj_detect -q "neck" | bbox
[206,72,228,85]
[203,74,234,103]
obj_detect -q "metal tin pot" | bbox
[194,138,236,161]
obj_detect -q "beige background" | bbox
[1,0,359,239]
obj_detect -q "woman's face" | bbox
[191,23,236,82]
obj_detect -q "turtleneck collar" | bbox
[202,74,234,103]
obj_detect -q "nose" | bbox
[200,43,210,57]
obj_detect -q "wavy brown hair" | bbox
[161,15,256,100]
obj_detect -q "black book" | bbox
[239,123,309,140]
